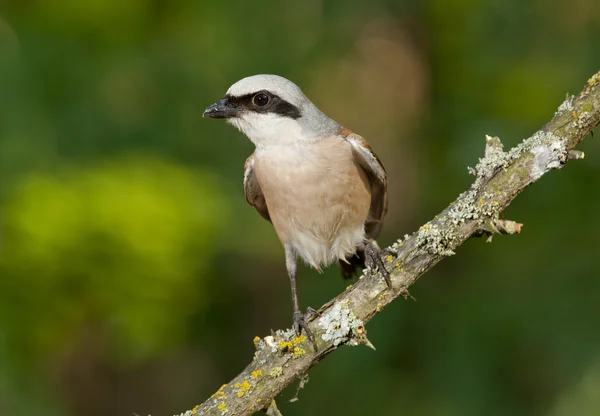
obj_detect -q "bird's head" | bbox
[203,74,338,147]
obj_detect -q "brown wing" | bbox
[243,153,271,222]
[341,129,388,239]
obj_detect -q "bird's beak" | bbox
[203,98,242,119]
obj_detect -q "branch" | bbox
[182,71,600,416]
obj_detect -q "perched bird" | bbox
[204,75,389,344]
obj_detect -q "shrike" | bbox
[204,74,389,344]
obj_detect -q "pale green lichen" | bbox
[270,366,283,377]
[415,222,456,256]
[173,410,194,416]
[415,130,563,255]
[556,93,575,114]
[388,100,577,267]
[529,140,564,180]
[507,130,564,164]
[467,135,509,188]
[466,130,566,192]
[275,328,297,339]
[572,110,594,130]
[389,234,410,253]
[318,301,363,346]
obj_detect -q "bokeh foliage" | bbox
[0,1,599,415]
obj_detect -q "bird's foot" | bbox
[293,308,318,350]
[365,241,391,288]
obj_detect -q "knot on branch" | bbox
[477,218,523,243]
[568,150,585,160]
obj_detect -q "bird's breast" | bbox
[253,137,371,268]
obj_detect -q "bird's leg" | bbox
[285,245,317,349]
[364,240,391,287]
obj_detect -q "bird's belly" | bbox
[254,141,371,269]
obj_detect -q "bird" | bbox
[203,74,389,345]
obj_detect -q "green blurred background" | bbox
[1,1,599,415]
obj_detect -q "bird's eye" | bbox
[253,93,270,107]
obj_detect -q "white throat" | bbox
[228,113,308,147]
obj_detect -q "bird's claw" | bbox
[293,309,317,350]
[365,242,391,287]
[305,306,318,316]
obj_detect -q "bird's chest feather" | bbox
[253,138,371,267]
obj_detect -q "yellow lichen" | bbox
[378,291,388,300]
[234,382,241,388]
[583,72,600,94]
[292,347,306,358]
[218,403,227,412]
[235,380,251,397]
[278,340,293,351]
[292,334,307,345]
[278,337,309,359]
[253,336,261,345]
[386,254,393,262]
[346,284,353,289]
[251,370,262,379]
[212,384,227,399]
[215,391,225,399]
[376,303,382,312]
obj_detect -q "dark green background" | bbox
[1,1,599,415]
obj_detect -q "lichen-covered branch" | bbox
[181,71,600,416]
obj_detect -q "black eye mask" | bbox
[226,90,302,119]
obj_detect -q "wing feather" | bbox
[341,129,388,239]
[243,153,271,222]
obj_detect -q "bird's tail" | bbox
[339,249,366,280]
